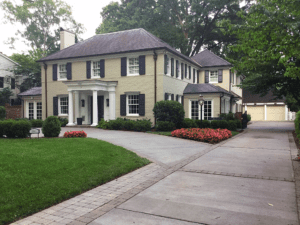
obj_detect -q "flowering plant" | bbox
[171,128,232,144]
[63,131,87,138]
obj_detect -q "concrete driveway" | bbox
[22,121,297,225]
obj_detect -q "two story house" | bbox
[35,28,242,126]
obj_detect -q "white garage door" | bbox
[246,106,264,121]
[244,105,286,121]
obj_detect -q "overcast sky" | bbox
[0,0,121,56]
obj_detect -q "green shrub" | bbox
[153,100,185,128]
[219,120,229,129]
[0,106,6,120]
[11,120,31,138]
[196,120,211,128]
[97,118,108,129]
[123,120,136,131]
[42,116,61,137]
[15,118,29,121]
[295,111,300,139]
[58,118,68,127]
[31,119,43,127]
[247,114,251,122]
[226,112,235,121]
[2,119,15,138]
[235,119,242,129]
[228,120,237,131]
[134,119,152,132]
[0,121,5,137]
[211,120,221,129]
[108,118,125,130]
[156,121,175,131]
[182,118,197,128]
[220,113,227,120]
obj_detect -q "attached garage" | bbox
[246,105,264,121]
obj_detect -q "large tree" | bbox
[227,0,300,107]
[96,0,247,57]
[1,0,85,57]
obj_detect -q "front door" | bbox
[90,96,104,124]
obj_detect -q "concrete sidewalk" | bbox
[14,122,298,225]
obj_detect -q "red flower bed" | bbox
[171,128,232,144]
[63,131,87,138]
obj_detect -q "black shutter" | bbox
[100,59,105,78]
[176,60,179,78]
[53,64,57,81]
[164,54,168,75]
[181,96,184,106]
[121,57,127,76]
[197,70,199,84]
[0,77,3,88]
[189,66,191,79]
[193,69,195,83]
[171,58,174,77]
[185,64,187,78]
[176,94,178,101]
[67,63,72,80]
[171,94,174,101]
[139,55,145,75]
[11,78,15,89]
[205,70,209,83]
[139,94,145,116]
[53,97,58,116]
[218,69,223,83]
[181,63,184,80]
[120,94,126,116]
[86,61,91,79]
[165,93,168,100]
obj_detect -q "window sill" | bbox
[58,78,67,81]
[126,114,140,117]
[59,114,68,117]
[91,76,101,79]
[127,73,139,76]
[209,81,218,84]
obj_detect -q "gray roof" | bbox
[243,89,285,103]
[184,83,233,96]
[192,49,232,67]
[38,28,199,66]
[18,87,42,96]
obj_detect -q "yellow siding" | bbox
[198,68,231,91]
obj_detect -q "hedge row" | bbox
[0,119,31,138]
[97,118,152,132]
[295,111,300,139]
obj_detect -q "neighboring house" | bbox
[0,52,23,104]
[35,28,242,126]
[242,89,290,121]
[18,87,42,120]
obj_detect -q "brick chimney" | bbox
[60,27,75,50]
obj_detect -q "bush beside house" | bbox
[295,111,300,139]
[42,116,61,137]
[97,118,152,132]
[0,119,31,138]
[0,106,6,120]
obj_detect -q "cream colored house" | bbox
[34,28,243,126]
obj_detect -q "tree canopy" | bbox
[227,0,300,107]
[1,0,85,57]
[96,0,247,57]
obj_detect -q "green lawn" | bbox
[0,138,150,225]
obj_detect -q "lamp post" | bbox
[198,94,204,128]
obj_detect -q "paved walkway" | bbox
[14,121,298,225]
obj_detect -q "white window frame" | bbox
[166,93,172,100]
[189,99,213,120]
[126,93,139,116]
[127,57,140,76]
[36,102,42,120]
[58,96,68,116]
[165,55,171,76]
[177,62,181,80]
[209,70,218,83]
[58,64,67,81]
[92,61,101,78]
[26,101,42,120]
[178,95,182,103]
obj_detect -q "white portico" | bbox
[63,80,118,126]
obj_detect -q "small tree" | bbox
[153,100,185,128]
[0,88,13,106]
[0,106,6,120]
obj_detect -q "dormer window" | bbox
[59,64,67,80]
[128,57,139,75]
[210,71,218,83]
[92,61,101,77]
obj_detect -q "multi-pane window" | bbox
[37,102,42,120]
[203,100,212,120]
[191,101,199,120]
[59,64,67,79]
[128,58,139,75]
[177,62,181,79]
[127,95,139,115]
[92,61,101,77]
[166,56,170,75]
[28,103,34,120]
[60,97,68,115]
[210,71,218,83]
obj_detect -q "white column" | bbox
[264,104,267,121]
[285,105,288,120]
[67,91,74,126]
[245,105,247,112]
[91,90,98,126]
[74,91,80,124]
[109,91,116,120]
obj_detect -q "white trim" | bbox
[127,56,140,76]
[256,103,265,105]
[285,105,288,120]
[209,70,218,83]
[266,103,275,105]
[189,99,213,120]
[58,63,67,81]
[264,104,267,120]
[126,93,140,116]
[276,102,285,105]
[246,103,255,106]
[25,101,42,120]
[91,61,101,78]
[58,95,69,116]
